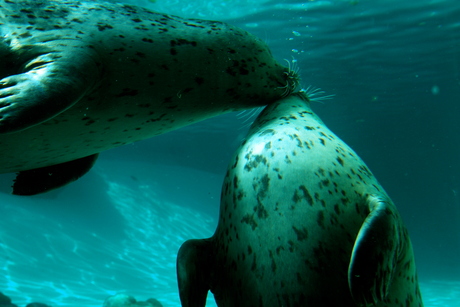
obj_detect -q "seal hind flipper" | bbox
[348,195,402,306]
[12,153,99,195]
[177,239,213,307]
[0,39,101,134]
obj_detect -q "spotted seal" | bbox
[177,92,423,306]
[0,0,296,195]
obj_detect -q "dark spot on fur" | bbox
[239,67,249,75]
[298,185,314,206]
[241,214,258,230]
[183,22,206,29]
[288,240,296,252]
[292,226,309,241]
[284,155,292,164]
[244,154,268,172]
[97,23,113,31]
[142,38,154,43]
[146,114,167,123]
[251,254,257,272]
[269,250,277,272]
[319,179,330,188]
[334,204,340,215]
[195,77,204,85]
[337,157,344,166]
[115,88,138,97]
[170,38,197,47]
[254,199,268,219]
[226,67,236,76]
[276,246,285,255]
[85,119,96,126]
[317,211,325,229]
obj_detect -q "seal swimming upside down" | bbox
[0,0,297,195]
[177,92,423,306]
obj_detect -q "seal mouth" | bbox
[279,58,301,97]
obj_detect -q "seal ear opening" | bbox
[348,195,402,306]
[177,239,213,307]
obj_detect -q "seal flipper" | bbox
[177,239,213,307]
[12,153,99,195]
[0,40,101,133]
[348,195,402,306]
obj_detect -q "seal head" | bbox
[0,0,298,194]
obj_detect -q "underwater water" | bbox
[0,0,459,306]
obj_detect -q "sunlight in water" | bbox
[0,177,217,307]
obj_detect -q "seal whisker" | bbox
[300,85,335,103]
[237,106,264,129]
[279,57,301,97]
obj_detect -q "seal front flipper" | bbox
[348,194,403,306]
[177,239,213,307]
[12,153,99,195]
[0,40,101,133]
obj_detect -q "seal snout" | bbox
[279,59,301,98]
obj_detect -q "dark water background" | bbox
[0,0,459,306]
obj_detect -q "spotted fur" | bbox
[0,0,296,173]
[177,93,423,306]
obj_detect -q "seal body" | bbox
[177,93,423,306]
[0,0,294,174]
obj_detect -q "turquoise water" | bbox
[1,157,459,306]
[1,0,460,306]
